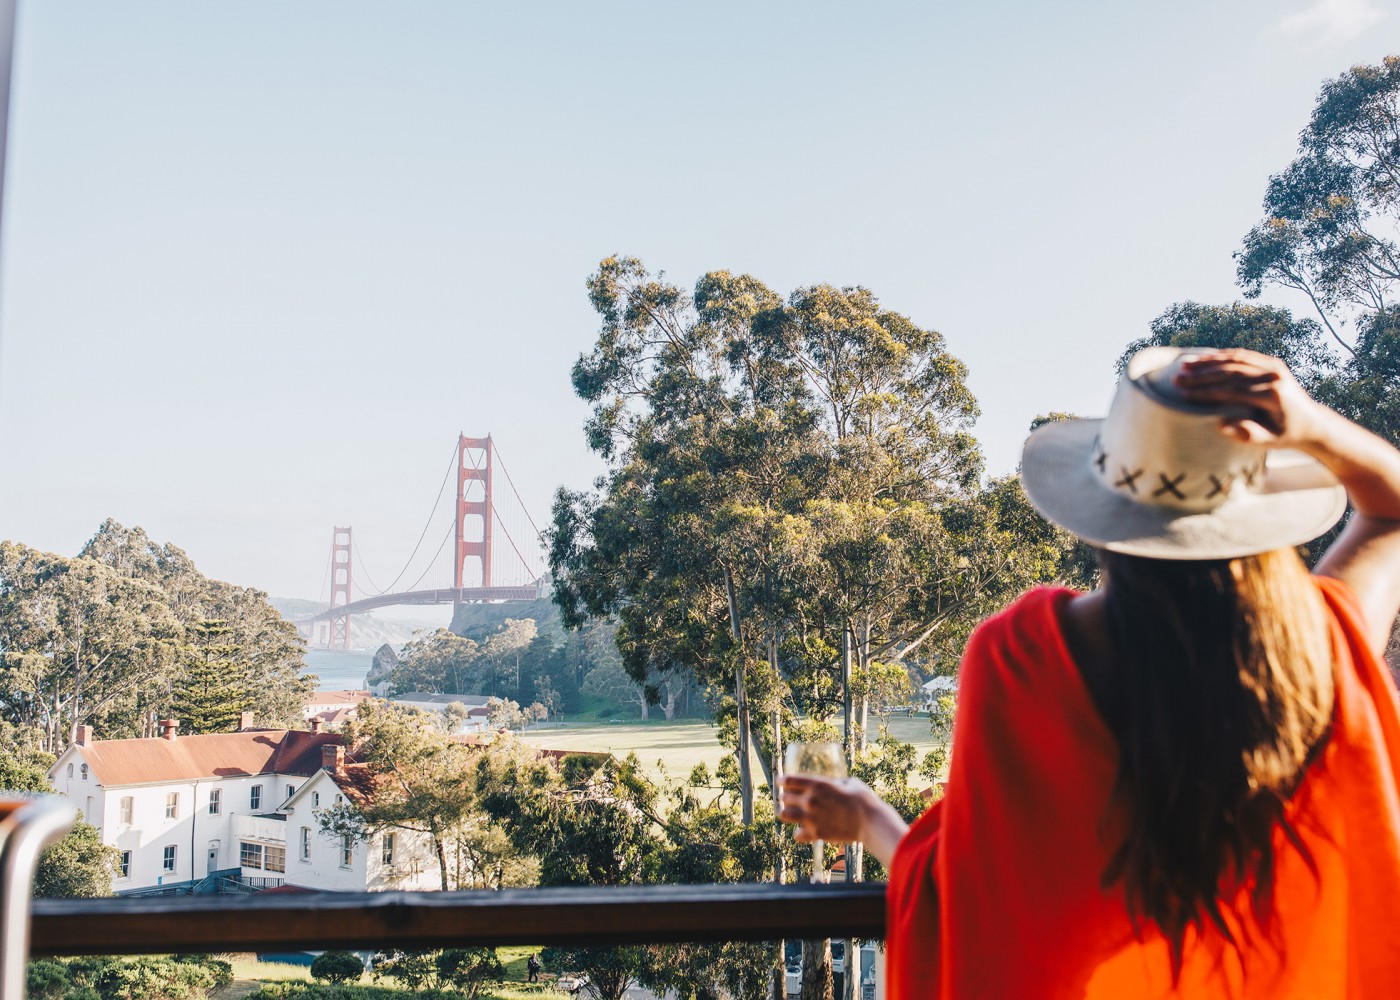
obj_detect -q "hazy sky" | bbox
[0,1,1394,605]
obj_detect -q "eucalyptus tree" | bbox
[552,257,820,825]
[1236,55,1400,350]
[0,542,180,751]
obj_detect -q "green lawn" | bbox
[520,714,945,785]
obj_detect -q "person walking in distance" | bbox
[782,348,1400,998]
[526,953,541,984]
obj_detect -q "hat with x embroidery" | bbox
[1021,346,1347,560]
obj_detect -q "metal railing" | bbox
[1,796,76,1000]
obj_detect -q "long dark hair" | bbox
[1094,548,1334,971]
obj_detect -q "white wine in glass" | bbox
[784,741,847,883]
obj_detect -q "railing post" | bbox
[0,796,77,1000]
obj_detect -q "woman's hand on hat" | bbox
[1171,349,1327,449]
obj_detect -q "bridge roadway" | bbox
[299,584,542,622]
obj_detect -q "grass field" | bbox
[519,714,945,785]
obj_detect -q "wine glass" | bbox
[784,741,847,883]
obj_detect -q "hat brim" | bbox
[1021,419,1348,560]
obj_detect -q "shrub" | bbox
[311,951,365,985]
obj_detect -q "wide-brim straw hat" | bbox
[1021,346,1347,560]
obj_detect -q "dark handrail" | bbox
[32,882,887,957]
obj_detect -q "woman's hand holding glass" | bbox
[780,755,911,870]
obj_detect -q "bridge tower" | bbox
[329,526,353,651]
[454,435,493,610]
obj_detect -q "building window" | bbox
[250,785,262,811]
[66,764,73,779]
[240,842,264,869]
[382,833,396,865]
[312,792,320,808]
[119,851,131,879]
[285,784,295,801]
[264,846,286,873]
[340,835,353,868]
[80,763,88,780]
[300,827,311,861]
[208,789,221,815]
[162,845,177,872]
[165,793,178,819]
[120,797,133,825]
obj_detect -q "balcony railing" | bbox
[31,882,887,956]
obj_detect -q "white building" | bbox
[48,717,436,895]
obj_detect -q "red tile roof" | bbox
[79,731,348,786]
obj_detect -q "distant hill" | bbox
[450,595,565,643]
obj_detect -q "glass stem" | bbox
[811,840,824,884]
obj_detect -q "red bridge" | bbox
[300,434,547,649]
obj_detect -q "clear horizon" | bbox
[1,1,1393,603]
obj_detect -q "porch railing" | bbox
[31,882,887,957]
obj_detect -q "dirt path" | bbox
[213,979,262,1000]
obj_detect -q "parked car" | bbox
[557,973,590,994]
[831,940,845,976]
[785,963,801,995]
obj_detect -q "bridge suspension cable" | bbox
[490,443,546,583]
[404,514,458,593]
[363,439,463,596]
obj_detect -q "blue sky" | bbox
[0,1,1395,604]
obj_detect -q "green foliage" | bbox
[1318,306,1400,447]
[0,718,54,791]
[435,948,505,999]
[370,948,502,997]
[1236,56,1400,344]
[1118,301,1337,393]
[26,956,230,1000]
[172,619,246,735]
[0,520,311,752]
[310,951,365,985]
[553,256,1074,834]
[35,818,119,898]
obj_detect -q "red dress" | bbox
[887,577,1400,998]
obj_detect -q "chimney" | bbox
[159,719,179,741]
[310,716,324,734]
[321,744,344,774]
[238,711,255,731]
[74,725,93,746]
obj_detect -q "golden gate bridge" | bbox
[299,434,547,649]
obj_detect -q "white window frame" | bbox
[118,850,131,879]
[340,834,353,869]
[120,796,133,825]
[250,784,262,811]
[299,826,311,861]
[382,832,396,865]
[165,793,178,819]
[162,845,177,872]
[208,788,221,815]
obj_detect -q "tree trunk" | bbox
[433,833,450,891]
[725,568,754,826]
[663,681,677,721]
[800,940,833,1000]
